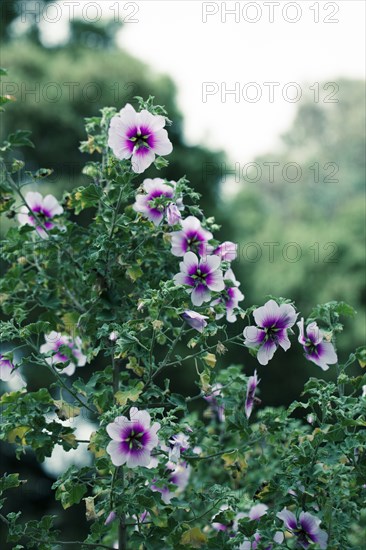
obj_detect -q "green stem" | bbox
[118,467,127,550]
[161,333,243,370]
[29,347,95,414]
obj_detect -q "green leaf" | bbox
[66,184,103,214]
[126,265,143,282]
[7,130,34,149]
[0,473,22,494]
[56,482,87,510]
[19,321,51,337]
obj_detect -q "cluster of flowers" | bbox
[108,104,337,371]
[106,407,190,503]
[12,103,338,377]
[110,106,244,319]
[212,503,328,550]
[0,102,348,549]
[244,300,338,368]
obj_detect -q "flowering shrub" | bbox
[0,84,365,550]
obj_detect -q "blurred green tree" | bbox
[1,19,225,216]
[223,79,365,404]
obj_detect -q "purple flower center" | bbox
[31,205,52,219]
[185,230,205,253]
[263,325,282,343]
[126,125,155,154]
[147,189,173,213]
[120,423,150,453]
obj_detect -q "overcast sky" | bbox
[120,0,365,161]
[39,1,365,163]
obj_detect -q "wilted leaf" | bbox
[84,496,98,521]
[199,369,211,392]
[54,400,81,420]
[115,382,144,406]
[88,431,106,458]
[203,353,216,369]
[126,357,144,377]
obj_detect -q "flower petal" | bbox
[106,416,130,441]
[299,512,321,535]
[42,195,63,217]
[25,191,43,210]
[297,318,306,345]
[257,340,277,365]
[183,251,199,273]
[137,109,166,131]
[129,408,151,430]
[277,329,291,351]
[191,285,211,306]
[243,326,265,347]
[131,149,155,174]
[107,440,127,466]
[249,503,268,520]
[206,269,225,292]
[277,508,298,530]
[253,299,280,328]
[152,128,173,155]
[125,448,152,468]
[277,303,297,329]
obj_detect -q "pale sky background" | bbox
[39,0,366,163]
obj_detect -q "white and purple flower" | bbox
[243,300,297,365]
[106,407,160,468]
[40,331,86,376]
[168,432,190,462]
[204,383,225,422]
[108,103,173,174]
[174,251,225,307]
[18,192,63,238]
[133,178,183,226]
[277,508,328,549]
[297,318,337,371]
[245,370,260,419]
[0,354,25,386]
[211,269,244,323]
[213,241,238,262]
[170,216,213,257]
[151,460,191,504]
[166,203,182,226]
[181,310,208,333]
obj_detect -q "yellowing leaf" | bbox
[180,527,207,548]
[151,513,168,528]
[152,320,163,331]
[199,369,211,392]
[222,450,247,480]
[84,496,98,521]
[7,426,30,444]
[126,265,143,282]
[61,433,78,449]
[54,400,81,420]
[188,338,198,349]
[126,357,144,377]
[203,353,216,369]
[88,431,106,458]
[61,312,80,332]
[115,381,144,407]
